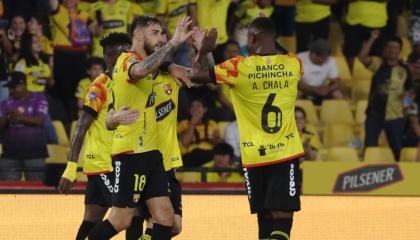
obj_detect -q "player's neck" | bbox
[131,44,147,59]
[254,42,277,56]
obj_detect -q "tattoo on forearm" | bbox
[135,42,175,79]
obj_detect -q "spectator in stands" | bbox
[203,142,243,183]
[409,0,420,47]
[0,72,48,181]
[196,0,231,46]
[27,14,53,60]
[359,31,412,160]
[178,98,221,167]
[298,39,344,105]
[14,33,52,96]
[75,57,105,109]
[3,14,26,63]
[156,0,197,66]
[128,0,158,16]
[49,0,91,123]
[295,0,335,53]
[233,0,274,55]
[343,0,388,72]
[295,106,321,160]
[271,0,296,52]
[88,0,142,57]
[224,120,241,163]
[0,17,10,101]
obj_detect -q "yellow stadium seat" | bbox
[323,124,355,147]
[296,99,320,125]
[401,37,412,61]
[46,144,68,164]
[218,121,229,137]
[400,147,418,162]
[277,36,296,54]
[352,58,372,81]
[351,80,371,102]
[52,120,70,146]
[0,144,2,153]
[364,147,395,162]
[355,100,368,125]
[316,148,328,161]
[70,120,77,141]
[320,100,354,125]
[326,147,360,162]
[76,172,88,182]
[180,172,200,183]
[358,128,389,147]
[334,56,352,82]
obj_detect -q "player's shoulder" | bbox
[121,50,143,63]
[92,73,110,86]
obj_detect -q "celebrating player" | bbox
[58,32,141,240]
[87,16,193,240]
[190,17,304,240]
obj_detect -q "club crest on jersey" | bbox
[128,57,138,63]
[88,91,97,100]
[265,58,272,65]
[163,84,172,95]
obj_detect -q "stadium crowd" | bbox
[0,0,419,182]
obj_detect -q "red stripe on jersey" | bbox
[111,150,135,157]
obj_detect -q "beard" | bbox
[144,41,165,55]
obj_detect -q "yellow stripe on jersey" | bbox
[14,58,51,93]
[154,72,182,171]
[214,54,304,167]
[111,51,158,155]
[82,73,114,174]
[89,1,143,57]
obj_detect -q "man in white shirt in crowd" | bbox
[298,39,344,104]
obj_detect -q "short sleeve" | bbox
[213,57,242,85]
[156,0,168,15]
[35,97,49,117]
[82,81,107,117]
[327,57,339,80]
[125,54,143,82]
[368,57,383,73]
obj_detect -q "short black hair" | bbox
[100,32,131,50]
[385,36,403,49]
[129,15,162,38]
[86,57,106,70]
[249,17,276,37]
[213,142,234,158]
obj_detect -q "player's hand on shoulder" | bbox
[168,64,194,88]
[170,16,193,47]
[114,105,140,125]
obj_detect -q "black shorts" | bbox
[143,169,183,218]
[85,173,114,207]
[244,158,301,214]
[112,150,169,208]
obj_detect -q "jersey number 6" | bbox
[261,93,282,134]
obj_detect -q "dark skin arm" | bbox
[58,111,94,193]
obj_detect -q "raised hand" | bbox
[201,28,218,54]
[170,16,193,46]
[370,29,380,40]
[191,27,206,51]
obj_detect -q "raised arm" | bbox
[129,16,193,80]
[358,29,380,67]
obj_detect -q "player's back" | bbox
[214,53,304,167]
[111,51,158,155]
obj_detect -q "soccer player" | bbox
[87,16,193,240]
[58,32,140,240]
[190,17,304,239]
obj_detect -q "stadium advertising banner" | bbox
[302,162,420,196]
